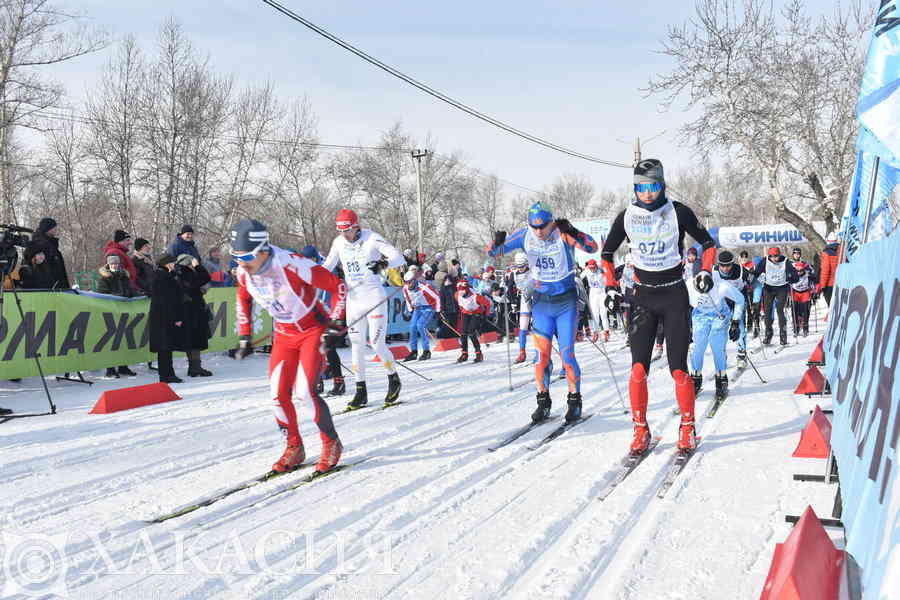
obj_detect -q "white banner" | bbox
[717,222,827,248]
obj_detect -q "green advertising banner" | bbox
[0,288,273,379]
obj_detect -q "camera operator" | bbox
[23,218,69,290]
[18,251,57,290]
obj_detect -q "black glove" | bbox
[493,230,507,248]
[811,291,819,302]
[367,258,388,274]
[604,286,623,313]
[729,319,741,342]
[326,318,346,335]
[694,270,713,294]
[235,334,252,360]
[554,218,578,236]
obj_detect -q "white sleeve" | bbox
[721,281,745,319]
[322,238,340,272]
[372,234,405,269]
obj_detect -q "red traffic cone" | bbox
[806,338,825,366]
[759,505,843,600]
[792,405,832,458]
[794,366,827,396]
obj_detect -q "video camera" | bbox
[0,224,32,276]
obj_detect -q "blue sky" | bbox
[47,2,775,193]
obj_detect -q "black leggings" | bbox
[460,314,482,353]
[822,286,833,306]
[629,282,691,374]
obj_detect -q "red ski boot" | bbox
[514,348,527,364]
[473,351,484,363]
[677,421,697,453]
[591,330,599,343]
[316,437,343,473]
[630,421,651,455]
[272,442,306,473]
[456,352,469,363]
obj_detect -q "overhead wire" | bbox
[260,0,631,169]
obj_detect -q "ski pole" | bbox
[394,358,432,381]
[744,350,767,384]
[504,302,513,391]
[438,314,462,337]
[589,339,629,414]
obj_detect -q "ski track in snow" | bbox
[0,311,843,599]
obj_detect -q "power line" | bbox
[260,0,631,169]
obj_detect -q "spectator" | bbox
[103,230,138,290]
[817,231,840,306]
[403,248,419,269]
[423,264,434,281]
[173,254,213,377]
[683,246,701,278]
[430,251,445,274]
[24,217,69,289]
[96,254,138,378]
[18,251,56,289]
[203,247,228,287]
[149,254,185,384]
[168,224,201,261]
[132,238,155,295]
[436,271,460,338]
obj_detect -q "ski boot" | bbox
[384,373,401,406]
[763,329,773,345]
[531,391,551,423]
[690,372,702,395]
[472,351,484,363]
[591,330,599,343]
[565,392,582,423]
[714,372,729,401]
[316,437,342,474]
[779,329,788,346]
[630,421,652,456]
[456,352,468,363]
[118,366,137,377]
[802,325,809,337]
[736,351,748,369]
[272,442,306,473]
[327,376,345,397]
[752,326,759,339]
[105,368,120,378]
[514,349,527,364]
[346,382,368,411]
[602,330,610,343]
[403,351,418,362]
[677,420,697,453]
[418,350,431,361]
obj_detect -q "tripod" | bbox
[0,283,57,420]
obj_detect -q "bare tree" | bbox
[0,0,106,221]
[646,0,868,250]
[543,173,596,217]
[84,35,144,234]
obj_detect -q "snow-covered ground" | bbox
[1,307,841,599]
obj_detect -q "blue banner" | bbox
[857,2,900,164]
[823,226,900,599]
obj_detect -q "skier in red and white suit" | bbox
[231,219,346,474]
[323,208,406,410]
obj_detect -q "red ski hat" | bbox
[586,259,598,268]
[767,246,780,256]
[335,208,358,231]
[456,280,469,290]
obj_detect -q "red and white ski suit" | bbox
[237,245,346,446]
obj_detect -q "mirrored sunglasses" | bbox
[634,182,663,194]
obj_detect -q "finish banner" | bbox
[823,226,899,599]
[0,288,272,380]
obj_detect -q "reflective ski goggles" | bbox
[634,182,663,194]
[230,243,267,262]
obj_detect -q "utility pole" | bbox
[633,137,641,167]
[411,148,429,256]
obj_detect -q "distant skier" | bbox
[582,258,611,342]
[402,269,440,361]
[789,248,817,337]
[489,201,598,424]
[600,159,716,455]
[511,252,533,363]
[454,279,491,363]
[323,209,406,410]
[715,250,752,368]
[688,267,745,401]
[231,219,346,474]
[753,247,799,346]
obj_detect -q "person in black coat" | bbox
[149,254,186,383]
[96,254,138,377]
[17,251,57,289]
[23,217,69,289]
[173,253,213,377]
[132,237,155,295]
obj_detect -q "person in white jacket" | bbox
[582,258,611,342]
[323,208,406,410]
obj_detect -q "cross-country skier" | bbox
[715,250,752,368]
[600,158,716,455]
[402,269,440,361]
[455,279,491,363]
[582,258,611,342]
[231,219,346,474]
[302,244,346,397]
[753,247,799,346]
[323,209,405,410]
[789,248,817,337]
[488,201,598,424]
[511,251,533,363]
[688,268,745,401]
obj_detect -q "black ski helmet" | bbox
[230,219,270,254]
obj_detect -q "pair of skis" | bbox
[148,459,367,524]
[596,436,702,501]
[487,412,593,452]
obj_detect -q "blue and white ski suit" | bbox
[688,273,745,373]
